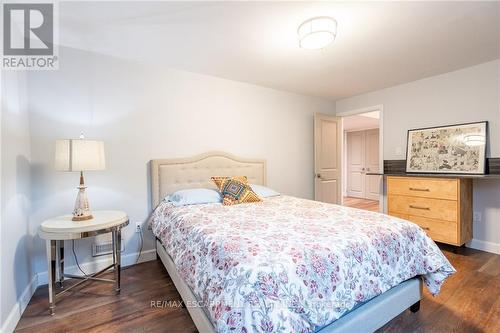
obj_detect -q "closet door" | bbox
[346,131,365,198]
[364,129,380,200]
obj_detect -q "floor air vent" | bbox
[92,241,125,257]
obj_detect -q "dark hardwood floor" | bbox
[16,246,499,333]
[15,260,197,333]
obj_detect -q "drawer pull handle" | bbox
[422,227,430,231]
[409,205,430,210]
[409,187,430,192]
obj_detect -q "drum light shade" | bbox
[55,139,106,171]
[298,16,337,50]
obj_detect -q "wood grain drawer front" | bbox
[388,195,458,222]
[387,212,459,245]
[387,177,458,200]
[406,216,458,245]
[389,212,409,220]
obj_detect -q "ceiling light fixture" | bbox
[298,16,337,50]
[463,134,485,146]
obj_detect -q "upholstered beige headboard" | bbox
[150,151,266,209]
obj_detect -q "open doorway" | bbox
[340,109,382,212]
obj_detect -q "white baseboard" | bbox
[467,239,500,255]
[1,249,157,333]
[1,274,39,333]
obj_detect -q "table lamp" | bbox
[55,138,106,221]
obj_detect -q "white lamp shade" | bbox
[55,139,106,171]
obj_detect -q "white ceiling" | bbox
[59,1,500,100]
[343,112,380,131]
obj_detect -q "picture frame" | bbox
[406,121,488,174]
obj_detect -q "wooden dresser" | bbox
[387,176,472,246]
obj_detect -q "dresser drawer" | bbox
[387,177,458,200]
[406,216,458,245]
[389,212,410,220]
[388,195,458,222]
[387,212,458,244]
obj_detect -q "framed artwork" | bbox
[406,121,488,174]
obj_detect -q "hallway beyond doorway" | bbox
[343,196,379,212]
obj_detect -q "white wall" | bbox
[336,59,500,253]
[26,47,336,277]
[1,71,34,332]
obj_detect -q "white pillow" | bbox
[249,184,280,198]
[166,188,222,206]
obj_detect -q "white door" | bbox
[364,129,380,200]
[346,131,365,198]
[314,113,342,204]
[346,129,380,200]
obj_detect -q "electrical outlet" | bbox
[135,223,142,233]
[473,211,482,222]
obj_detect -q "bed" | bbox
[149,151,455,333]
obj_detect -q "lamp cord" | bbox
[136,226,144,264]
[72,240,89,276]
[72,228,143,273]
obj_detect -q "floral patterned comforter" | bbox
[149,195,455,333]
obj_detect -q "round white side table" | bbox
[39,210,129,315]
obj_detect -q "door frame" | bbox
[337,105,384,212]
